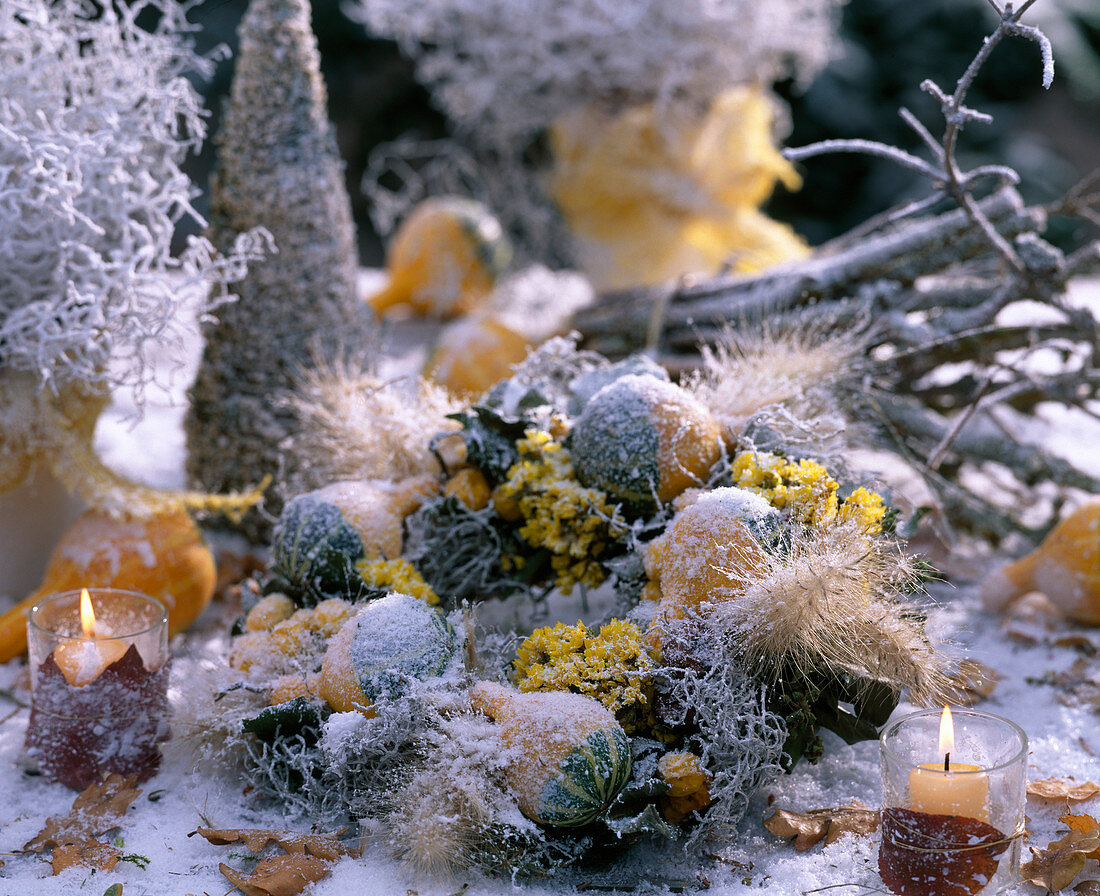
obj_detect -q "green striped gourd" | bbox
[319,593,457,713]
[271,476,437,603]
[470,681,632,827]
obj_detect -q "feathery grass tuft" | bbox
[688,316,871,459]
[283,362,462,494]
[708,521,950,707]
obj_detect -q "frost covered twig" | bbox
[574,1,1100,543]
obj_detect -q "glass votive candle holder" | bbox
[879,708,1028,896]
[25,588,171,790]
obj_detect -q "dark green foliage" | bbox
[242,696,329,746]
[770,667,900,768]
[445,407,530,482]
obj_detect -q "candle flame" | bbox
[79,589,97,638]
[939,705,955,757]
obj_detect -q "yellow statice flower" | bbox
[839,486,887,534]
[783,458,839,526]
[730,451,837,525]
[356,557,441,606]
[730,450,888,533]
[496,430,628,593]
[513,619,654,731]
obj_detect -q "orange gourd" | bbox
[0,508,217,662]
[981,501,1100,625]
[367,196,511,319]
[424,314,531,398]
[643,488,772,653]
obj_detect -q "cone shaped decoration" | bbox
[185,0,375,537]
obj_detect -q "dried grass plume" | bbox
[708,521,950,707]
[282,364,462,495]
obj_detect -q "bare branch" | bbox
[783,139,944,181]
[899,107,945,161]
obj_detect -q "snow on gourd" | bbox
[644,487,775,651]
[569,375,723,512]
[981,500,1100,625]
[470,681,632,828]
[424,314,531,397]
[318,593,458,712]
[271,475,438,603]
[0,508,216,662]
[367,196,512,319]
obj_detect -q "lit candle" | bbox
[908,706,990,821]
[52,589,128,686]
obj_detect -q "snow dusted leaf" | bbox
[191,827,359,861]
[50,839,123,874]
[878,808,1010,896]
[1075,881,1100,895]
[948,659,1000,705]
[1060,814,1100,860]
[23,774,141,854]
[1021,827,1100,893]
[1028,778,1100,802]
[763,800,880,850]
[219,855,335,896]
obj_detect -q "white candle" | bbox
[908,706,990,821]
[52,589,127,686]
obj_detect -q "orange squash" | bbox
[0,508,217,662]
[423,314,531,398]
[367,196,512,319]
[981,501,1100,625]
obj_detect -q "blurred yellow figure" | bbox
[368,196,512,318]
[549,86,808,291]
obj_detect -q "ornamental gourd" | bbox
[367,196,512,319]
[318,593,458,713]
[0,508,216,662]
[469,681,632,828]
[981,500,1100,626]
[271,475,438,603]
[644,487,775,653]
[569,375,724,514]
[424,314,531,398]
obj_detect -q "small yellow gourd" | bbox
[469,681,632,828]
[423,314,531,398]
[981,501,1100,625]
[367,196,512,319]
[644,488,773,653]
[0,508,216,662]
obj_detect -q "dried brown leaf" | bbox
[948,659,1000,705]
[191,826,359,860]
[50,838,123,875]
[1029,778,1100,803]
[1061,813,1100,861]
[1052,635,1098,655]
[763,800,880,850]
[23,774,141,854]
[1021,829,1100,893]
[1074,880,1100,895]
[219,855,334,896]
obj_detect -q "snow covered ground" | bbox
[0,277,1098,895]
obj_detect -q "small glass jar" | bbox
[25,588,170,789]
[879,708,1028,896]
